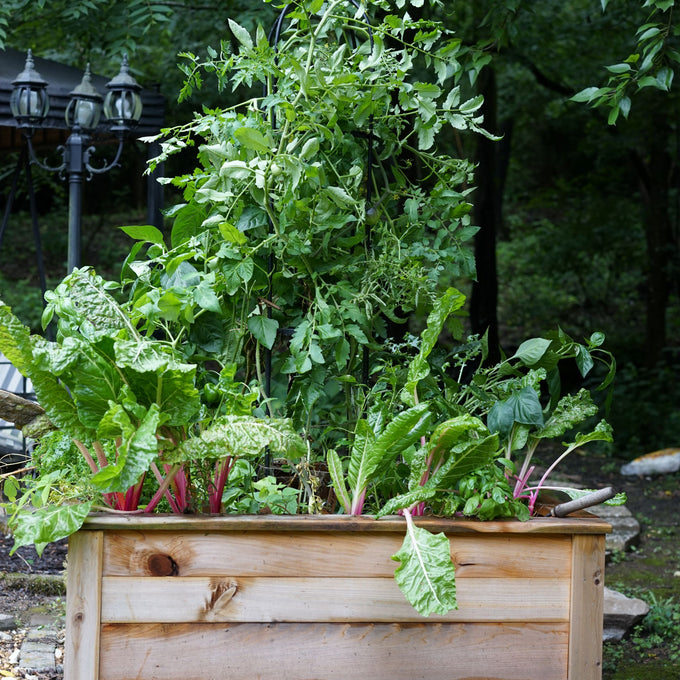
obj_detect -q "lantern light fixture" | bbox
[9,49,50,128]
[104,54,143,130]
[64,64,104,132]
[9,52,144,272]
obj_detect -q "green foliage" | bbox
[391,510,458,616]
[608,355,680,458]
[0,0,628,619]
[134,0,486,445]
[573,0,680,122]
[0,267,304,535]
[497,204,647,355]
[1,466,94,556]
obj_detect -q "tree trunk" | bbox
[470,66,510,363]
[629,123,675,367]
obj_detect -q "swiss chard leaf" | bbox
[392,511,458,616]
[551,487,627,506]
[424,414,499,489]
[92,403,161,492]
[536,389,598,439]
[171,415,305,463]
[427,430,499,489]
[45,268,135,339]
[565,420,614,447]
[347,404,430,502]
[125,364,200,426]
[376,487,437,517]
[402,288,465,406]
[327,448,352,514]
[0,302,34,376]
[7,502,93,556]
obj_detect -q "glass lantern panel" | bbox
[104,89,143,124]
[66,98,102,130]
[10,85,49,120]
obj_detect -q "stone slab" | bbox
[17,611,62,673]
[621,448,680,476]
[590,503,641,553]
[603,587,649,641]
[17,640,56,672]
[0,612,17,630]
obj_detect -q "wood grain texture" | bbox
[64,531,103,680]
[99,575,570,624]
[568,534,606,680]
[82,512,611,535]
[64,517,609,680]
[98,622,570,680]
[102,530,572,579]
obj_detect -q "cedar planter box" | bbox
[64,514,610,680]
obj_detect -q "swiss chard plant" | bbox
[324,287,623,614]
[0,268,305,553]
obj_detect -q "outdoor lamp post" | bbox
[10,51,143,271]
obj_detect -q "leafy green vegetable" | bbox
[7,503,93,556]
[392,510,458,616]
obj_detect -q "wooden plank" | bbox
[100,576,569,623]
[102,530,572,579]
[98,622,569,680]
[568,534,605,680]
[82,512,612,535]
[64,530,103,680]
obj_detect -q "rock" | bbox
[17,611,61,673]
[18,640,56,672]
[603,587,649,641]
[590,503,641,553]
[0,613,16,631]
[621,448,680,476]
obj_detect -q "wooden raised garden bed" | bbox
[64,514,610,680]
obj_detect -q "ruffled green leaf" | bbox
[537,389,598,439]
[7,502,92,556]
[392,512,457,616]
[171,415,304,463]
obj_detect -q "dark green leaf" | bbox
[248,315,279,349]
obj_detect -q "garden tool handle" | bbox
[549,486,618,517]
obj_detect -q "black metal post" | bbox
[65,127,86,272]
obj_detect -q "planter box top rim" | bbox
[79,512,611,535]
